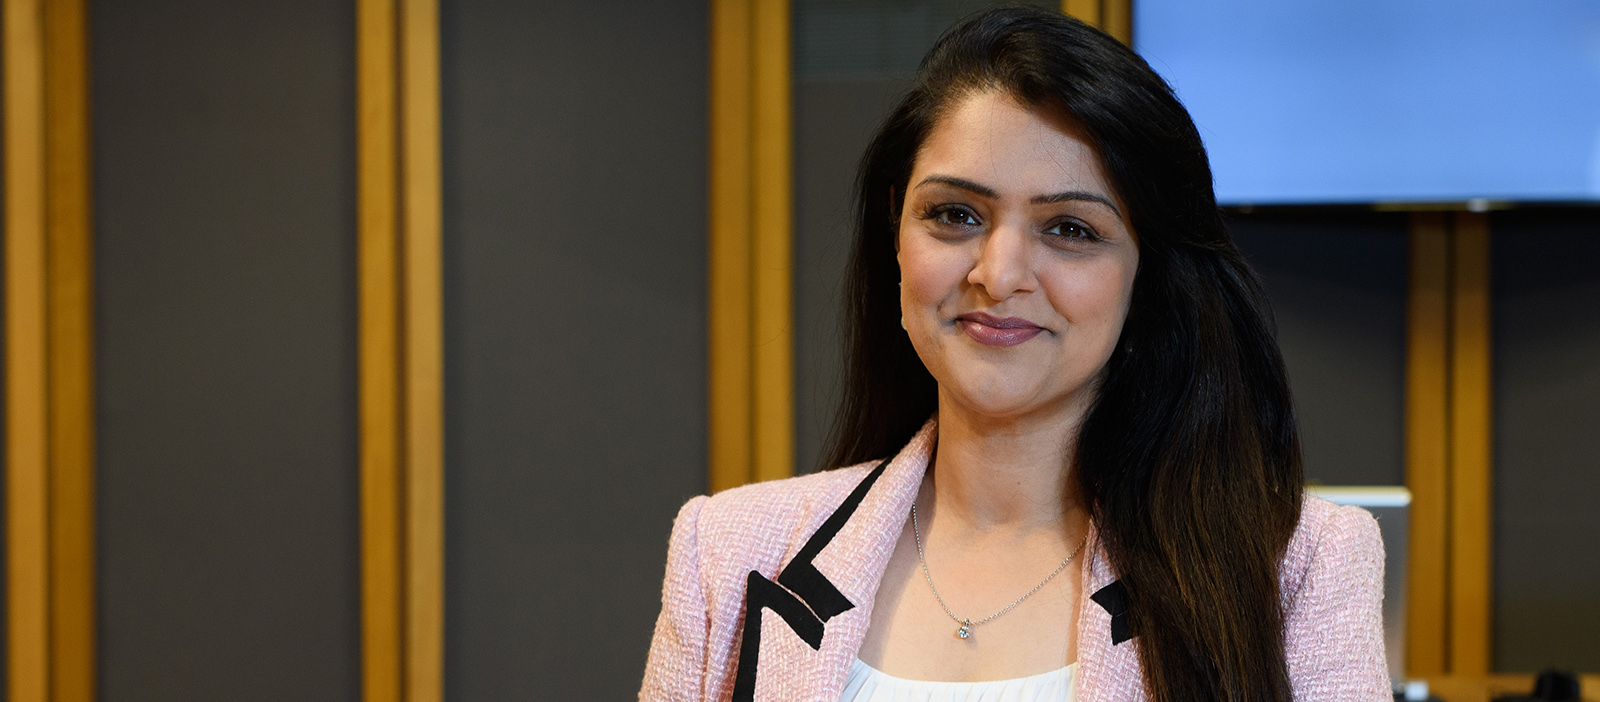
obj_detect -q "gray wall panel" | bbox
[794,77,908,474]
[92,1,358,699]
[441,1,707,697]
[1231,213,1409,487]
[1490,209,1600,672]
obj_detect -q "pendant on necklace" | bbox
[956,619,973,639]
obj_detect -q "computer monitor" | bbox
[1133,0,1600,205]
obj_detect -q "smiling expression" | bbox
[896,91,1141,422]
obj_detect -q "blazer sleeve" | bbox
[640,495,711,701]
[1284,504,1391,701]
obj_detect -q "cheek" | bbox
[1044,259,1138,331]
[897,237,970,310]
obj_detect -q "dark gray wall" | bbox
[1231,212,1410,487]
[794,76,906,474]
[440,1,707,698]
[1490,209,1600,672]
[92,1,359,699]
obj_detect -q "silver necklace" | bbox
[910,500,1087,640]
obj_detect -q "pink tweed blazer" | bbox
[641,422,1390,701]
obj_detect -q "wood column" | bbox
[358,0,443,699]
[5,0,95,699]
[1406,212,1452,676]
[1405,210,1496,678]
[1448,212,1492,677]
[709,0,793,492]
[1063,0,1131,44]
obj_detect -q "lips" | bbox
[956,312,1045,347]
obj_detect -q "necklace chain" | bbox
[910,500,1086,640]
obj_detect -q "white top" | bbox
[839,659,1078,702]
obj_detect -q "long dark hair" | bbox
[823,8,1304,701]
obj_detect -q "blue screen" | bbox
[1134,0,1600,205]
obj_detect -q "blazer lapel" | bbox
[806,422,934,697]
[731,419,1158,701]
[738,420,936,701]
[1075,529,1146,702]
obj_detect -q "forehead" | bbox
[912,91,1116,199]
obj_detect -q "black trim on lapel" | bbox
[730,457,892,701]
[732,571,825,701]
[1090,579,1134,645]
[775,457,890,620]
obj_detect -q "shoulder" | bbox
[668,461,881,573]
[661,461,885,633]
[1280,496,1385,603]
[1293,496,1384,567]
[697,462,877,534]
[1278,497,1391,695]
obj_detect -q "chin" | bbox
[943,381,1054,421]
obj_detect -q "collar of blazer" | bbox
[729,420,935,701]
[725,419,1134,702]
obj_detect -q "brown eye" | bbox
[933,206,980,226]
[1044,218,1100,241]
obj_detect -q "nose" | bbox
[966,221,1036,301]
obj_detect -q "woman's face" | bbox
[897,90,1140,423]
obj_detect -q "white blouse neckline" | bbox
[840,658,1078,701]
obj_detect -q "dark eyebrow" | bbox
[916,175,998,199]
[916,174,1123,219]
[1031,190,1123,219]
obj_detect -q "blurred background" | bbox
[1,0,1596,700]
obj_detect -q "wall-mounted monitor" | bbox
[1133,0,1600,206]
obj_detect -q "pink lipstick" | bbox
[956,312,1044,347]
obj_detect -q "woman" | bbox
[642,7,1387,701]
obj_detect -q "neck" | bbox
[927,388,1091,532]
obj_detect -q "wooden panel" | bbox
[5,1,52,699]
[1406,211,1451,676]
[400,0,443,699]
[708,0,753,493]
[43,0,94,700]
[358,0,403,699]
[1101,0,1131,44]
[751,0,792,484]
[1449,211,1492,676]
[7,0,95,698]
[710,0,793,491]
[1063,0,1101,26]
[361,0,445,697]
[1061,0,1126,43]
